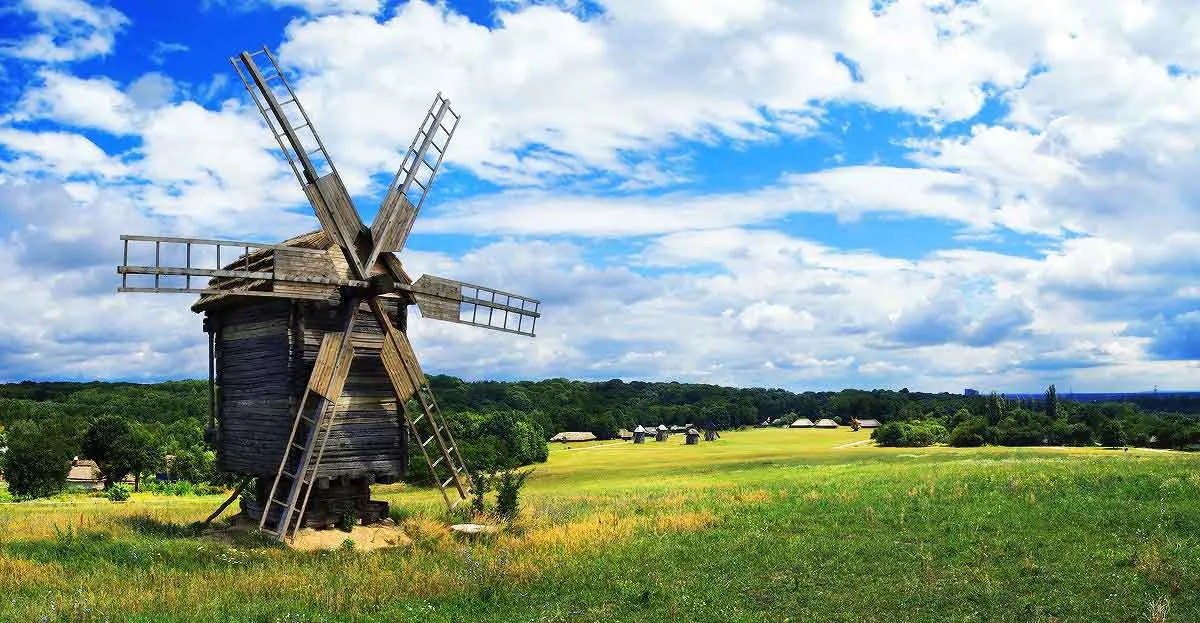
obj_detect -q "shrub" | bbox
[872,420,947,447]
[948,418,988,447]
[338,507,359,532]
[106,483,131,502]
[495,468,533,521]
[467,470,492,516]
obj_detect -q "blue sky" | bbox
[0,0,1196,392]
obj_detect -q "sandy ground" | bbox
[208,514,412,551]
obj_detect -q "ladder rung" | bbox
[421,436,435,448]
[279,97,295,106]
[412,414,425,426]
[308,147,324,157]
[441,477,455,488]
[291,442,306,452]
[431,456,444,469]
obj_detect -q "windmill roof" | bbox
[633,425,646,433]
[190,230,411,312]
[657,424,667,430]
[686,428,700,435]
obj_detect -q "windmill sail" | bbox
[411,275,541,337]
[231,47,370,277]
[369,92,460,269]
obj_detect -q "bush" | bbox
[338,507,359,532]
[467,470,492,516]
[948,418,988,447]
[495,468,533,521]
[871,420,947,447]
[106,483,131,502]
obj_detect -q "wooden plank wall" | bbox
[211,298,410,482]
[211,301,294,475]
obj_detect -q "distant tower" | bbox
[632,425,646,444]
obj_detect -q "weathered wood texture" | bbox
[241,476,389,529]
[210,297,409,480]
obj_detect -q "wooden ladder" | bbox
[259,329,355,541]
[406,383,469,507]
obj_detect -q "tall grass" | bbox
[0,429,1196,621]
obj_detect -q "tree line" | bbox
[1,379,1197,498]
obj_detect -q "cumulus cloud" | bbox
[3,0,129,63]
[0,0,1196,392]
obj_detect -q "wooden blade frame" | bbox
[117,235,362,300]
[368,92,460,269]
[231,47,369,278]
[411,275,541,337]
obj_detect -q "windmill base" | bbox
[240,476,390,529]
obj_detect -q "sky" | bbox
[0,0,1196,393]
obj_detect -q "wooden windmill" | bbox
[116,46,541,541]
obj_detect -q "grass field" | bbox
[2,428,1198,622]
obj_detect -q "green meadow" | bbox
[2,428,1198,622]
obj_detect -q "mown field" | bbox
[2,428,1198,622]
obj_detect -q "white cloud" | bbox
[0,0,1197,393]
[14,70,137,134]
[3,0,129,62]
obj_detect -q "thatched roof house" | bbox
[617,429,634,440]
[858,419,882,428]
[789,418,815,428]
[550,431,598,443]
[66,458,103,490]
[814,418,839,429]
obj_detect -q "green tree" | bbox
[1045,384,1058,420]
[0,419,75,498]
[82,416,159,491]
[1098,419,1125,448]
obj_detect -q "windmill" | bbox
[115,46,542,541]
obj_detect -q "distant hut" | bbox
[814,418,839,429]
[789,418,815,428]
[669,424,686,433]
[633,425,647,444]
[550,431,598,443]
[617,429,634,441]
[655,424,669,442]
[858,419,881,429]
[65,458,103,490]
[757,419,771,428]
[704,421,719,442]
[685,428,701,445]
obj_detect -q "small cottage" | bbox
[789,418,815,428]
[550,431,598,443]
[814,419,840,429]
[858,419,882,428]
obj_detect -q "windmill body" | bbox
[117,47,542,540]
